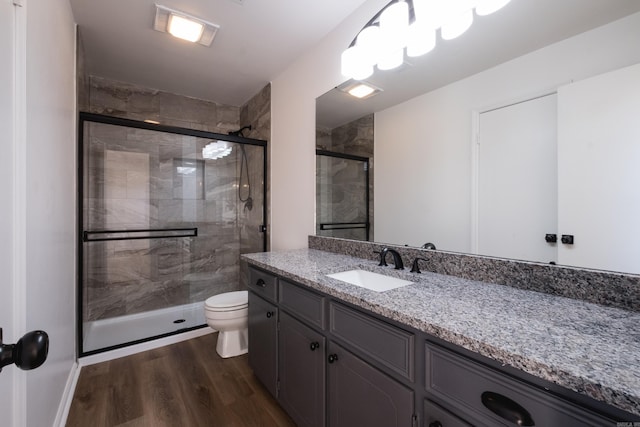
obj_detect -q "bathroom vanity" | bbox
[243,248,640,427]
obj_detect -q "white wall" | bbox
[270,0,388,250]
[23,0,77,425]
[375,12,640,252]
[0,1,17,423]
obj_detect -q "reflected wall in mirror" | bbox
[316,0,640,275]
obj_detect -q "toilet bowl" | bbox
[204,290,249,358]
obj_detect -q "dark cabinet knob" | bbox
[429,422,442,427]
[309,342,320,351]
[266,311,274,318]
[545,233,557,243]
[256,278,266,288]
[327,354,338,363]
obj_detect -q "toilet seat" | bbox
[205,290,248,312]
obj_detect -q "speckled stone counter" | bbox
[242,248,640,417]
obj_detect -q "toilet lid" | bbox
[205,290,248,309]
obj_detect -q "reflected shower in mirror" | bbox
[316,114,374,242]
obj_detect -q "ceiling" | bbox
[70,0,369,106]
[316,0,640,129]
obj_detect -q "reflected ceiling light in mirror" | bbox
[337,80,383,99]
[341,0,512,79]
[203,140,232,160]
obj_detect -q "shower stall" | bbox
[316,150,370,241]
[78,113,266,355]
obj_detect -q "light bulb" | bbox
[412,0,446,30]
[379,0,409,51]
[441,8,473,40]
[407,21,436,57]
[341,45,373,80]
[377,48,404,71]
[356,25,381,68]
[167,14,204,43]
[476,0,511,16]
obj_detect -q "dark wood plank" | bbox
[66,333,297,427]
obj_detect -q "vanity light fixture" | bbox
[341,0,512,80]
[154,4,219,46]
[337,80,383,99]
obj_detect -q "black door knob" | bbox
[266,311,274,318]
[0,330,49,372]
[309,342,320,351]
[256,278,266,288]
[327,354,338,363]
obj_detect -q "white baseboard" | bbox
[79,327,214,367]
[54,361,80,427]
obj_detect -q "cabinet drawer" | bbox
[424,399,471,427]
[329,302,414,381]
[279,279,325,330]
[425,343,615,427]
[248,267,277,302]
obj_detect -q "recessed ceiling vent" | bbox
[154,4,219,46]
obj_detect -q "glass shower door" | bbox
[80,115,266,355]
[316,150,370,241]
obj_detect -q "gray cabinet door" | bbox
[327,342,414,427]
[248,291,278,397]
[278,312,326,427]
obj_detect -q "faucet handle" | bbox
[411,257,429,274]
[377,248,389,266]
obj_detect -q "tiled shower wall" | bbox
[80,75,270,321]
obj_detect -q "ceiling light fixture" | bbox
[154,4,219,46]
[203,141,232,160]
[341,0,512,80]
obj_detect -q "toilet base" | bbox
[216,328,248,358]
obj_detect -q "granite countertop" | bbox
[242,248,640,417]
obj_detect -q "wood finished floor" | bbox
[66,333,296,427]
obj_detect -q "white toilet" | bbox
[204,290,249,358]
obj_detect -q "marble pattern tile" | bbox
[80,75,269,323]
[242,248,640,417]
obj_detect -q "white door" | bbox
[0,1,16,424]
[477,94,558,263]
[557,63,640,274]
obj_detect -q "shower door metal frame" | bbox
[316,149,370,241]
[77,112,267,356]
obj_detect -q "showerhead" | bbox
[228,125,252,137]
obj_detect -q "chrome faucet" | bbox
[378,247,404,270]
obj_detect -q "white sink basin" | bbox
[326,270,413,292]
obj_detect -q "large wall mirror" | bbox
[316,0,640,275]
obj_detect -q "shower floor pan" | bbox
[83,301,206,353]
